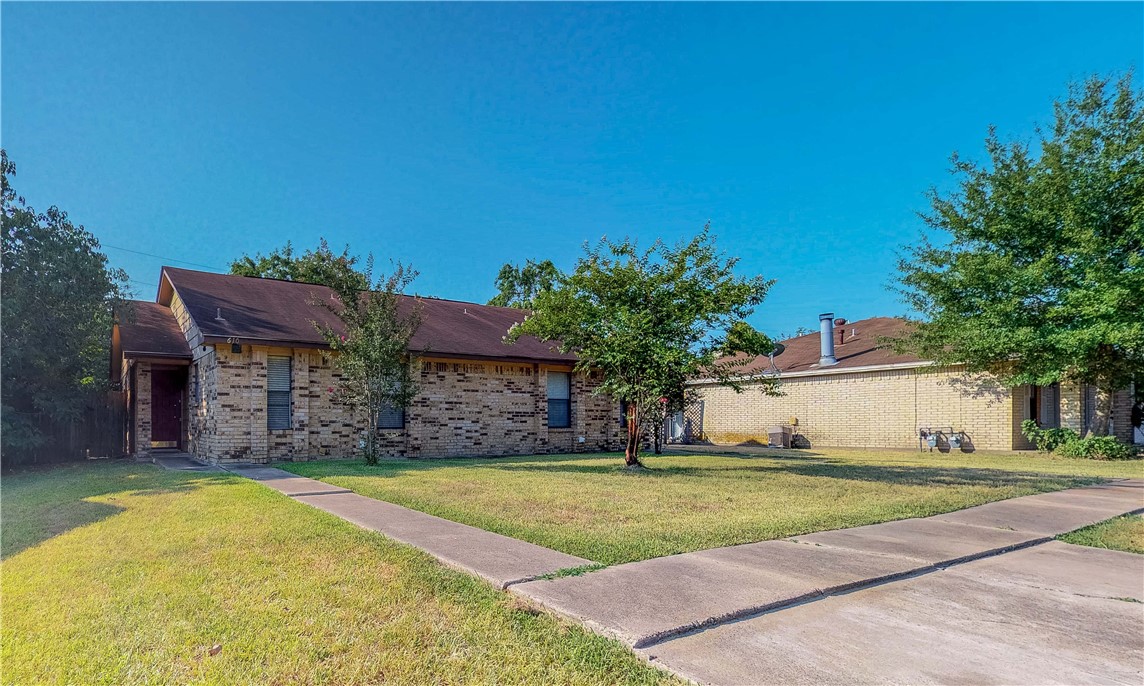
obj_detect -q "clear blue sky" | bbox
[3,2,1140,337]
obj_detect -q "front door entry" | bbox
[151,368,185,448]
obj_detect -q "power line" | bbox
[101,243,226,271]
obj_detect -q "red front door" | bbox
[151,368,185,448]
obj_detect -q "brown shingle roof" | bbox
[118,301,192,358]
[160,267,576,364]
[721,316,924,377]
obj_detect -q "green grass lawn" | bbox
[1,461,672,685]
[1059,515,1144,554]
[283,449,1144,566]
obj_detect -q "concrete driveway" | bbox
[642,541,1144,685]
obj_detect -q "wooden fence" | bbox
[3,391,126,468]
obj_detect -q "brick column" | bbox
[249,347,269,462]
[535,366,549,454]
[292,350,310,458]
[134,361,153,457]
[1059,381,1085,433]
[1111,389,1134,443]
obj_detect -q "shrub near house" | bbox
[1022,421,1138,460]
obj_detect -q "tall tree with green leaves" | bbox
[896,74,1144,436]
[507,225,775,467]
[1,150,129,463]
[488,259,560,308]
[231,238,369,291]
[312,259,422,464]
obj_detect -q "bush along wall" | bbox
[1021,420,1138,461]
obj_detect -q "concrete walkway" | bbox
[227,462,1143,685]
[512,480,1144,650]
[227,465,589,589]
[645,541,1144,685]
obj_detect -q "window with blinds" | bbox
[266,355,292,430]
[377,403,405,429]
[547,371,571,428]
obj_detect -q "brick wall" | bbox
[693,365,1025,451]
[186,345,624,463]
[131,360,152,456]
[1059,382,1085,434]
[1056,381,1134,442]
[1112,389,1134,443]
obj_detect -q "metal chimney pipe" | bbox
[819,313,837,366]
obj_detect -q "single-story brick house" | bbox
[112,267,625,463]
[689,314,1137,451]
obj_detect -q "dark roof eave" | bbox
[201,334,332,349]
[415,350,576,365]
[199,335,574,364]
[123,350,193,360]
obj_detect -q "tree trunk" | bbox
[624,403,642,467]
[1092,384,1113,437]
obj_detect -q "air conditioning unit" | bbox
[768,425,793,449]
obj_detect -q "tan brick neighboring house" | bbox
[111,267,624,463]
[689,314,1136,451]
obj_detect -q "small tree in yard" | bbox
[896,74,1143,436]
[314,259,421,464]
[507,225,776,468]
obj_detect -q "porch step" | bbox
[149,452,219,472]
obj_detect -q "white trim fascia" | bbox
[688,360,939,386]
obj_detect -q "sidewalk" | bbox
[644,540,1144,685]
[230,462,1143,685]
[511,479,1143,648]
[227,465,589,589]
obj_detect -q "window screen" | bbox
[377,403,405,429]
[547,371,571,428]
[266,356,292,430]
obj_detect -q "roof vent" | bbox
[818,313,837,366]
[215,308,226,321]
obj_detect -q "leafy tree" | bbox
[507,225,775,467]
[313,259,422,464]
[231,238,369,291]
[488,259,560,308]
[1,150,129,463]
[896,74,1144,436]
